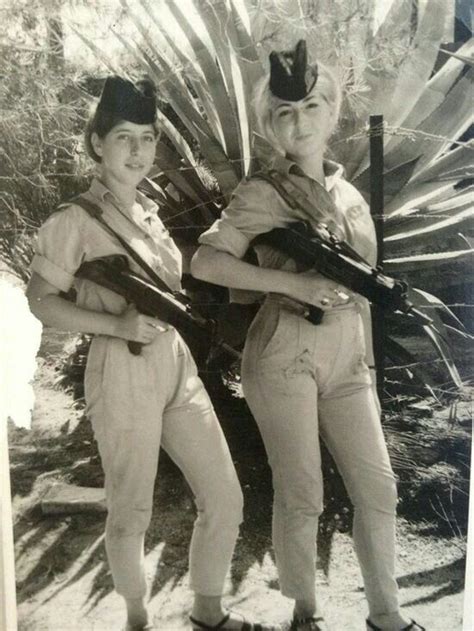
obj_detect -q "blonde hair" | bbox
[252,62,342,154]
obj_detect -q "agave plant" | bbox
[75,0,473,394]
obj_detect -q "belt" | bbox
[266,294,359,324]
[266,294,323,325]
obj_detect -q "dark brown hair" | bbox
[84,109,160,164]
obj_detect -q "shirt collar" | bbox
[89,177,158,220]
[272,155,345,192]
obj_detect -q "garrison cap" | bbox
[269,40,318,102]
[97,76,157,124]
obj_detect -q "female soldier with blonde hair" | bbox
[192,41,425,631]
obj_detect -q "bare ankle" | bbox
[294,598,318,618]
[125,596,149,627]
[192,594,225,625]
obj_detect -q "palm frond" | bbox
[72,0,471,392]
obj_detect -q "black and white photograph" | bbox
[0,1,472,629]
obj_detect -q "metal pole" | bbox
[369,114,385,401]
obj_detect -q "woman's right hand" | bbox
[114,304,168,344]
[288,270,353,310]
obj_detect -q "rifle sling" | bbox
[72,195,176,297]
[255,169,337,224]
[254,170,372,266]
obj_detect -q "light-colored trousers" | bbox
[242,298,400,617]
[85,330,243,598]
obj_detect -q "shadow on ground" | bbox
[398,557,466,606]
[10,373,469,615]
[10,390,354,611]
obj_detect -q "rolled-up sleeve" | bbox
[30,205,87,292]
[199,178,278,258]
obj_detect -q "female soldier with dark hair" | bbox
[191,42,425,631]
[26,76,269,631]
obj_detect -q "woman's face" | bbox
[270,86,334,157]
[92,121,157,188]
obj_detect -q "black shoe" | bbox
[290,616,327,631]
[366,619,426,631]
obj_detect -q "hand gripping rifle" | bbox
[75,255,209,356]
[70,195,238,362]
[250,171,432,327]
[253,220,432,326]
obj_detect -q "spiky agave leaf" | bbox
[164,1,244,175]
[74,0,470,391]
[383,334,438,394]
[343,0,451,180]
[384,39,474,156]
[352,40,474,202]
[383,70,473,176]
[384,170,473,218]
[421,322,464,388]
[133,0,245,180]
[117,0,239,195]
[409,144,474,184]
[188,0,263,175]
[384,248,474,314]
[329,19,473,391]
[139,0,226,145]
[384,191,474,247]
[380,282,471,392]
[352,156,421,199]
[408,288,472,389]
[70,26,121,76]
[409,287,469,333]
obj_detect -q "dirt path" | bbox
[9,331,467,630]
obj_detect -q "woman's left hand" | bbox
[289,269,353,309]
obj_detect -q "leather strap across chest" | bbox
[72,195,176,296]
[254,169,340,226]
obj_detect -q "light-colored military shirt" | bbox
[199,156,377,293]
[31,178,182,315]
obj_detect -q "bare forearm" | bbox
[191,245,295,295]
[28,293,119,337]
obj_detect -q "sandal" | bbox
[290,616,327,630]
[190,612,264,630]
[366,619,426,631]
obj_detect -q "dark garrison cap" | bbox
[97,76,157,124]
[269,40,318,102]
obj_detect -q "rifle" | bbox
[75,254,239,362]
[253,221,432,326]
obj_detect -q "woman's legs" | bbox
[242,368,323,615]
[96,415,163,626]
[86,337,170,626]
[161,403,243,596]
[89,330,240,627]
[241,305,327,621]
[156,332,247,627]
[161,402,244,626]
[318,387,411,628]
[93,420,162,628]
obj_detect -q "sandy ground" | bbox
[9,329,468,630]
